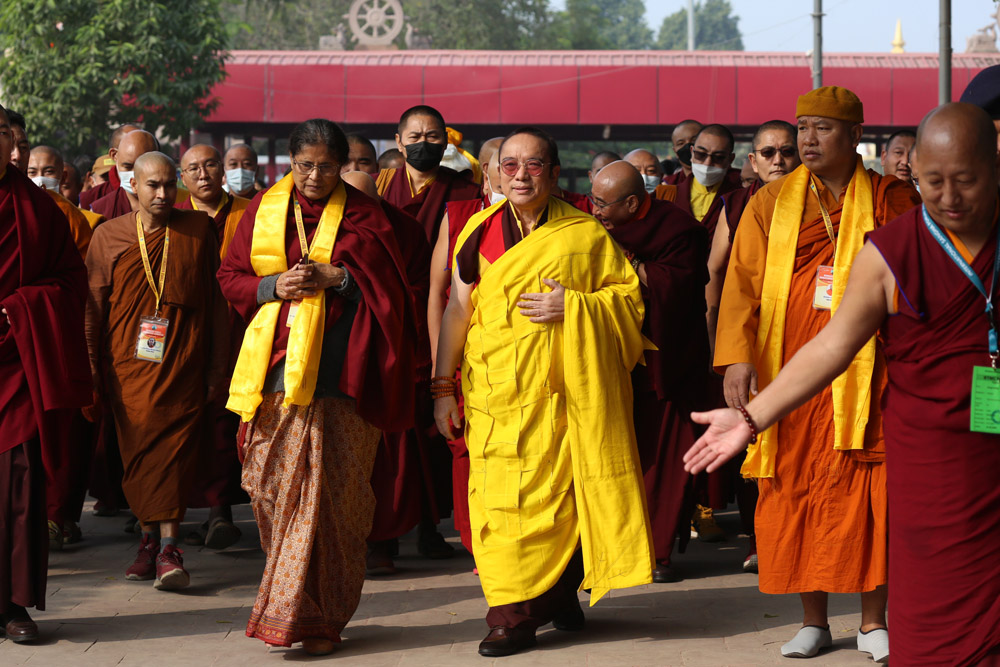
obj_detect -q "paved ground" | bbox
[2,505,883,666]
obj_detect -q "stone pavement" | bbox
[2,506,883,666]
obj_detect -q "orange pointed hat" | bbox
[795,86,864,123]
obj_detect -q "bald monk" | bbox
[739,161,756,188]
[588,151,620,184]
[377,105,480,247]
[713,86,920,660]
[879,130,916,185]
[591,161,709,584]
[665,119,702,185]
[341,169,437,575]
[27,146,93,258]
[176,144,251,549]
[378,148,404,171]
[625,149,665,194]
[80,124,140,210]
[90,130,158,220]
[7,111,29,173]
[343,134,378,175]
[689,102,1000,667]
[222,143,259,199]
[0,104,91,642]
[477,137,503,170]
[424,150,506,558]
[86,152,229,591]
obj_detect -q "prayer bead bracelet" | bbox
[736,404,758,444]
[430,376,457,399]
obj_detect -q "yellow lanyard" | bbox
[192,191,228,218]
[292,195,319,263]
[136,213,169,316]
[809,179,838,257]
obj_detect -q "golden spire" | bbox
[891,19,905,54]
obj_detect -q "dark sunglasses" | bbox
[755,146,797,160]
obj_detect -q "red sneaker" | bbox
[154,544,190,590]
[125,533,160,581]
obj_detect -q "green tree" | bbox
[403,0,554,50]
[550,0,653,50]
[222,0,352,50]
[0,0,228,157]
[657,0,743,51]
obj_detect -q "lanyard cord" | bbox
[809,179,838,259]
[136,213,169,316]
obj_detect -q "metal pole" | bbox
[939,0,951,104]
[812,0,823,89]
[687,0,695,51]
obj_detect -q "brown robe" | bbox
[85,209,228,523]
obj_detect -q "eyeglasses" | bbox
[691,148,730,164]
[292,160,338,177]
[182,160,221,176]
[755,146,797,160]
[500,158,548,177]
[587,194,629,210]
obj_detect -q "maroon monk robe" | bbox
[608,197,710,563]
[672,171,741,240]
[868,209,1000,667]
[0,166,91,613]
[722,179,762,244]
[90,187,131,221]
[218,184,418,434]
[80,167,120,211]
[378,166,480,247]
[367,198,438,542]
[555,188,593,214]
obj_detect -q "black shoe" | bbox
[478,626,537,657]
[2,606,39,643]
[552,601,585,632]
[417,527,455,560]
[652,560,681,583]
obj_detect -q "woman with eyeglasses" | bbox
[432,126,654,658]
[217,118,418,656]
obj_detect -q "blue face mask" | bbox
[118,167,135,195]
[225,168,255,194]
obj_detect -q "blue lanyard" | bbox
[921,205,1000,367]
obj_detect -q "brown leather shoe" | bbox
[652,560,681,583]
[4,610,39,643]
[478,626,537,657]
[301,637,336,656]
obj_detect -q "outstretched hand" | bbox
[684,408,753,474]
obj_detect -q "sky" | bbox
[570,1,992,53]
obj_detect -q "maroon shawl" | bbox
[380,166,480,246]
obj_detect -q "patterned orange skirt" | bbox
[242,394,380,647]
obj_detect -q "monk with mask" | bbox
[688,102,1000,666]
[434,127,653,657]
[665,119,702,185]
[90,130,158,220]
[80,124,140,210]
[86,152,229,591]
[591,160,709,584]
[176,143,251,550]
[27,146,93,258]
[712,86,920,661]
[624,149,666,195]
[223,143,259,199]
[0,104,91,643]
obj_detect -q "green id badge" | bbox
[970,366,1000,433]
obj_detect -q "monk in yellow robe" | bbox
[713,86,920,660]
[433,127,653,658]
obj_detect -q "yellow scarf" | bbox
[227,174,346,422]
[743,158,876,479]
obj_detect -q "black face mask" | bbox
[676,143,694,167]
[404,141,446,172]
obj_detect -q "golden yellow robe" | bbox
[455,197,654,607]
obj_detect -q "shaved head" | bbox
[589,160,646,230]
[624,149,663,176]
[342,169,379,199]
[110,124,141,150]
[483,150,503,197]
[27,145,64,190]
[917,103,996,169]
[478,137,503,167]
[133,151,177,221]
[135,151,176,179]
[672,120,702,143]
[180,144,223,205]
[29,145,63,172]
[116,130,158,172]
[180,144,221,169]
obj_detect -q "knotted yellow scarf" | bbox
[227,174,346,422]
[743,158,876,479]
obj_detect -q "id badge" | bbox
[134,316,169,363]
[286,301,300,327]
[813,265,834,311]
[970,366,1000,434]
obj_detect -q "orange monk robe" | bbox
[85,209,229,523]
[175,192,251,261]
[714,170,919,594]
[45,189,93,259]
[80,207,105,230]
[654,184,677,203]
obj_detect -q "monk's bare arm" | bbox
[432,272,474,440]
[705,207,732,356]
[427,214,452,367]
[685,241,895,474]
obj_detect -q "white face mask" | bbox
[118,167,135,194]
[642,174,660,193]
[225,167,255,194]
[484,175,507,207]
[31,175,61,192]
[691,163,726,187]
